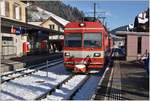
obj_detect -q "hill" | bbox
[26,1,84,22]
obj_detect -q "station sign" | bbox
[11,26,25,35]
[49,35,64,40]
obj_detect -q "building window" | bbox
[0,1,7,16]
[2,36,13,45]
[58,26,60,31]
[5,1,9,17]
[19,7,22,20]
[0,1,9,17]
[137,36,142,54]
[13,3,21,20]
[0,1,1,15]
[49,24,55,30]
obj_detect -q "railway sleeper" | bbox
[35,74,74,100]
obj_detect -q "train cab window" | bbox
[84,33,102,48]
[65,33,82,47]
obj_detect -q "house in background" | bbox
[40,16,65,32]
[27,5,69,52]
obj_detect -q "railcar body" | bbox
[63,21,110,73]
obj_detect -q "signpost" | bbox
[46,60,48,77]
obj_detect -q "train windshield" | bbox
[84,33,102,48]
[65,33,82,47]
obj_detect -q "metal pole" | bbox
[94,3,96,21]
[46,60,48,77]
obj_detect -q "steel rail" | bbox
[66,75,90,100]
[1,58,63,77]
[36,74,90,100]
[35,74,75,100]
[1,59,63,83]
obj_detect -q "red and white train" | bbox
[63,19,113,73]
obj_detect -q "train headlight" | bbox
[65,52,70,56]
[79,23,85,27]
[94,53,101,57]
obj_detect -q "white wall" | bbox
[2,33,27,57]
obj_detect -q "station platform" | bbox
[1,53,63,74]
[94,60,149,100]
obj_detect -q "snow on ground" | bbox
[73,75,100,100]
[44,75,86,100]
[0,63,70,100]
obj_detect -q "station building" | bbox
[0,0,27,59]
[116,31,149,61]
[0,0,63,59]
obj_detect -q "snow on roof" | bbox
[36,7,69,26]
[28,22,43,26]
[110,33,125,39]
[137,12,148,24]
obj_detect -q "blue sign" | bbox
[16,27,25,35]
[16,28,21,35]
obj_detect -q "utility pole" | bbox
[94,3,96,21]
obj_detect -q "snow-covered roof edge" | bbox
[36,7,70,26]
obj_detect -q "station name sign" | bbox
[49,35,64,40]
[11,25,25,35]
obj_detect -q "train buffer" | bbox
[94,60,149,100]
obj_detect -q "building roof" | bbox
[28,22,43,26]
[109,33,125,40]
[40,16,64,27]
[28,6,69,26]
[137,11,148,24]
[116,31,150,36]
[1,17,61,34]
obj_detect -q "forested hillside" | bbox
[27,1,84,22]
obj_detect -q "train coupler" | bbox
[74,64,87,73]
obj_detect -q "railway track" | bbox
[1,58,63,83]
[35,74,90,100]
[1,55,112,100]
[36,65,110,100]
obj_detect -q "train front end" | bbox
[64,21,108,73]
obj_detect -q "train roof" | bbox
[65,21,106,29]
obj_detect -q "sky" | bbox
[63,0,149,30]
